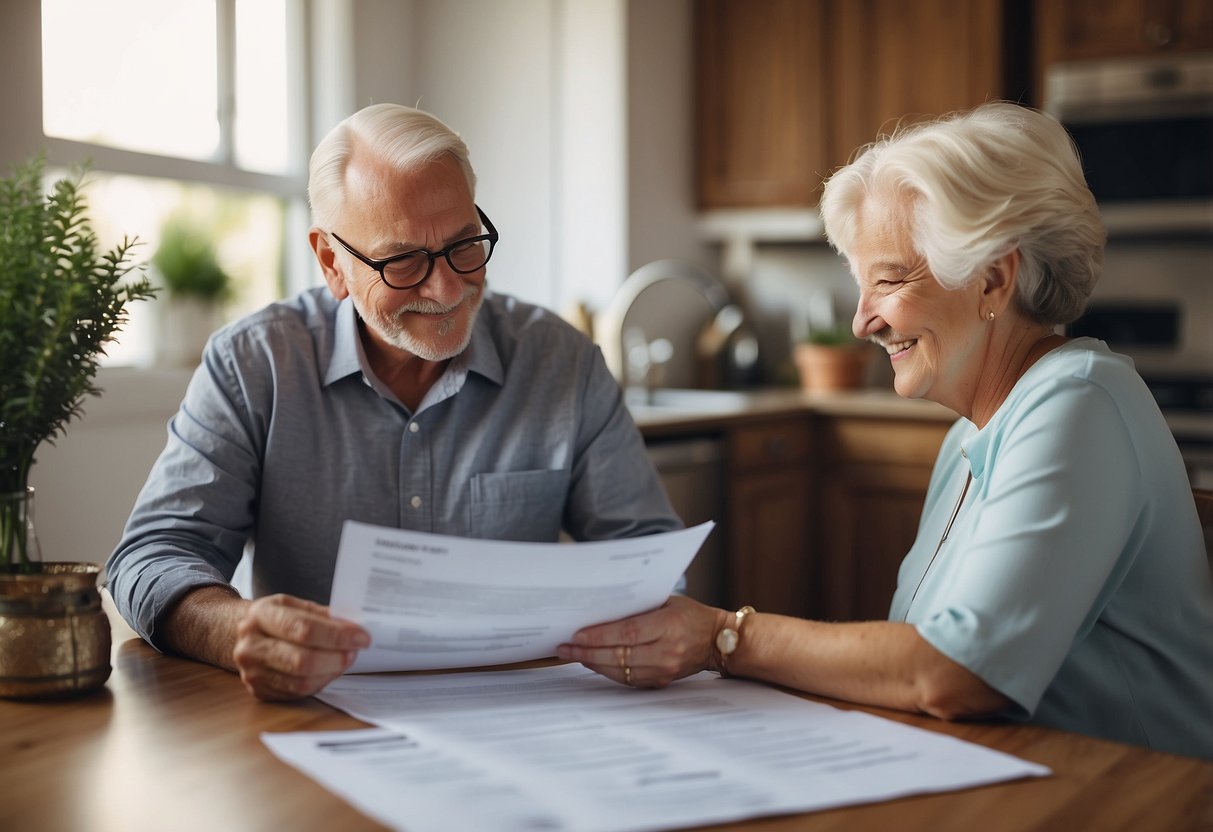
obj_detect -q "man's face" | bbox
[315,152,486,362]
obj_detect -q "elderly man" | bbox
[107,103,680,700]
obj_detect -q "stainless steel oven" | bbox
[1070,301,1213,487]
[1044,53,1213,236]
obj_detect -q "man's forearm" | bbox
[159,585,250,672]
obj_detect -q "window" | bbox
[39,0,311,367]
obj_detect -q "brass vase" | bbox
[0,489,111,699]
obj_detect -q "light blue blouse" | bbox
[890,338,1213,760]
[107,288,681,648]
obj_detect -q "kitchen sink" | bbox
[625,387,754,416]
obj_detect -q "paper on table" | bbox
[262,664,1050,832]
[328,520,714,672]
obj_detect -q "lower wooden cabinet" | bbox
[814,416,953,622]
[656,408,951,623]
[725,417,815,618]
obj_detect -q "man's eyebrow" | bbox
[391,222,478,254]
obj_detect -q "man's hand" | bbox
[159,586,371,701]
[232,594,371,700]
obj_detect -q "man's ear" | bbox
[982,247,1021,317]
[309,228,349,300]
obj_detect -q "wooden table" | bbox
[2,603,1210,832]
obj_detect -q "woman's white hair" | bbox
[308,103,476,230]
[820,101,1105,325]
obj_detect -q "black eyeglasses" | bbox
[328,206,498,290]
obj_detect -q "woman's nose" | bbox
[852,293,884,340]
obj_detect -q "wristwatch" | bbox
[715,605,755,676]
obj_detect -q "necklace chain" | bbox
[902,471,972,622]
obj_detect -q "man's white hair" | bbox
[308,103,476,230]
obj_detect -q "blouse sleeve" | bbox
[913,376,1144,715]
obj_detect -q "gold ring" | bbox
[624,665,632,685]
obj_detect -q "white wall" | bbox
[28,370,192,564]
[625,0,705,275]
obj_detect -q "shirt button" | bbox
[409,422,420,433]
[960,449,968,459]
[410,495,422,509]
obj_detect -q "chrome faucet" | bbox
[594,259,731,397]
[622,327,673,405]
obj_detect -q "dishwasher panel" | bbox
[645,437,727,606]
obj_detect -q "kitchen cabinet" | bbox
[724,416,816,617]
[814,415,952,622]
[694,0,1021,208]
[636,392,954,622]
[694,0,829,207]
[829,0,1017,194]
[1036,0,1213,67]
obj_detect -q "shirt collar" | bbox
[958,427,986,479]
[461,294,504,387]
[956,338,1099,479]
[322,296,365,387]
[321,292,505,391]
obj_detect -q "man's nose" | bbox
[419,257,474,303]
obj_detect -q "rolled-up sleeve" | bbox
[105,339,264,648]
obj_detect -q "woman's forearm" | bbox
[730,613,1012,720]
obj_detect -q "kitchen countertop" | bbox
[629,387,956,438]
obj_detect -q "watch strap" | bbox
[715,605,755,676]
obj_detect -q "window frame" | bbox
[38,0,312,200]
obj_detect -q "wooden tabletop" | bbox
[1,604,1210,832]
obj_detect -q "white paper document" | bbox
[328,521,714,672]
[263,664,1050,832]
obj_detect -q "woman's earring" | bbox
[986,310,995,321]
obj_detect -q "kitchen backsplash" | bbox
[724,236,1213,388]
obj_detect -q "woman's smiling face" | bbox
[848,194,989,412]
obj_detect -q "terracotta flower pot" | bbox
[794,343,870,392]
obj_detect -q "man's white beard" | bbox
[354,283,485,361]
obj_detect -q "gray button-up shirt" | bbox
[107,287,680,646]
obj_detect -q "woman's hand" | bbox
[557,595,728,688]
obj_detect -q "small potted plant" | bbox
[793,324,871,392]
[151,216,232,367]
[0,155,154,697]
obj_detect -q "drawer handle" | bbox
[765,437,789,457]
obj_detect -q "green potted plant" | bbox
[0,155,154,697]
[793,323,871,392]
[151,216,232,368]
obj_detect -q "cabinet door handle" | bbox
[765,437,789,458]
[1145,22,1173,47]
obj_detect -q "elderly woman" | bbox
[559,102,1213,760]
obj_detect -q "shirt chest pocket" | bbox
[468,469,569,541]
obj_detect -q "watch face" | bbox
[716,627,739,655]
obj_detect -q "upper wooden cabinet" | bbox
[694,0,1021,209]
[1036,0,1213,67]
[694,0,829,207]
[830,0,1015,187]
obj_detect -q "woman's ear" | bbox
[982,247,1020,317]
[310,228,350,300]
